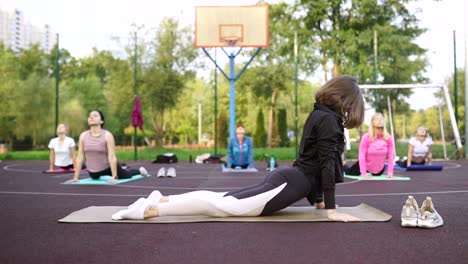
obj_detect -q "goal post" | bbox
[358,83,463,159]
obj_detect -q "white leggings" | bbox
[158,184,286,217]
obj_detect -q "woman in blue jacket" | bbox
[226,125,254,170]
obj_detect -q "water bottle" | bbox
[269,157,275,171]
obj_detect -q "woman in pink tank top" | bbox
[344,112,394,178]
[67,110,149,183]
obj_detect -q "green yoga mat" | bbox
[58,203,391,223]
[344,174,410,181]
[63,175,145,185]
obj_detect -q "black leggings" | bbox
[344,160,385,176]
[59,164,74,170]
[59,164,86,170]
[88,164,140,180]
[396,158,425,168]
[224,167,314,216]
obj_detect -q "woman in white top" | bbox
[48,124,76,171]
[406,126,433,167]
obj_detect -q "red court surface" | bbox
[1,160,467,264]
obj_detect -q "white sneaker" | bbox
[418,197,443,228]
[401,196,419,227]
[157,167,166,177]
[167,167,176,177]
[139,167,150,177]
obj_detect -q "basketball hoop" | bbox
[195,5,269,48]
[221,38,242,47]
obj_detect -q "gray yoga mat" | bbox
[58,203,391,223]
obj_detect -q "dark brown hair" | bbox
[95,110,105,128]
[315,75,364,128]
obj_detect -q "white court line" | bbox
[1,189,468,197]
[3,164,41,173]
[0,191,144,197]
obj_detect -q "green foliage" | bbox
[217,111,228,148]
[277,108,289,147]
[14,74,55,145]
[254,108,267,147]
[1,143,460,162]
[295,0,428,117]
[0,2,459,154]
[136,18,199,145]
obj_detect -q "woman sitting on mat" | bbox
[344,112,394,178]
[47,123,76,171]
[112,75,364,222]
[225,124,255,171]
[397,126,433,167]
[68,110,149,183]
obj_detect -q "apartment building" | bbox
[0,7,55,53]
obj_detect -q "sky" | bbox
[1,0,467,110]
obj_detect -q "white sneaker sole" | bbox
[401,218,418,227]
[417,220,443,228]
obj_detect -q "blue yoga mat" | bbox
[63,175,145,185]
[222,166,258,173]
[394,164,443,171]
[344,174,410,181]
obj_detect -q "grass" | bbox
[0,143,460,162]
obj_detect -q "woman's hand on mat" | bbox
[66,178,78,183]
[107,177,118,184]
[327,210,360,222]
[361,174,372,179]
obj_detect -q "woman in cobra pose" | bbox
[113,75,365,222]
[68,110,149,183]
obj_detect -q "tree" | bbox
[295,0,429,128]
[14,74,54,147]
[254,108,267,147]
[139,17,199,146]
[0,44,20,145]
[217,111,229,148]
[277,108,289,147]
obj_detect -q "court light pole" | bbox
[294,32,299,159]
[133,32,138,161]
[465,0,468,159]
[453,31,458,123]
[214,48,218,156]
[55,33,60,131]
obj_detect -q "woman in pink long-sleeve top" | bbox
[344,113,394,178]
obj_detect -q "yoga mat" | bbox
[43,168,87,173]
[222,166,258,173]
[63,175,145,185]
[344,174,410,181]
[58,203,391,223]
[394,164,443,171]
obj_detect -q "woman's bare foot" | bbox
[144,207,160,219]
[315,202,325,209]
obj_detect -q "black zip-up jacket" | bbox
[293,102,345,209]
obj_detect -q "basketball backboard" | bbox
[195,5,269,48]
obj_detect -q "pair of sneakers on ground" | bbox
[157,167,176,177]
[401,195,443,228]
